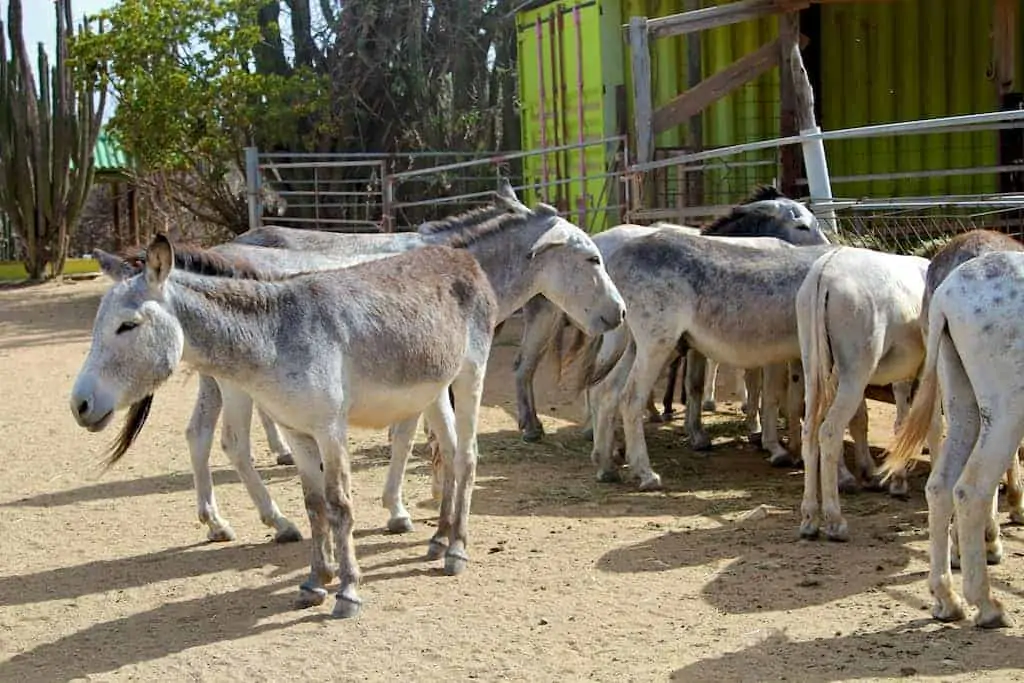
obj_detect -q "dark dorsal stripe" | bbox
[700,185,792,237]
[119,243,270,280]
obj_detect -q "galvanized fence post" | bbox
[381,162,394,232]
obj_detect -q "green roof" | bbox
[93,131,131,176]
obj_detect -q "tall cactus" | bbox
[0,0,107,280]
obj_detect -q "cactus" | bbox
[0,0,107,280]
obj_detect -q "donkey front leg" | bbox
[702,359,721,412]
[315,426,362,618]
[443,363,487,575]
[743,368,763,444]
[185,375,236,542]
[514,296,562,443]
[1006,446,1024,525]
[762,363,795,467]
[257,406,294,466]
[591,342,635,482]
[220,386,302,543]
[620,341,674,491]
[684,350,712,451]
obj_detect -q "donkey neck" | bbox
[446,220,554,321]
[164,272,285,379]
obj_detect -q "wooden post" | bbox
[111,181,123,251]
[994,0,1023,195]
[684,0,704,212]
[787,37,836,232]
[128,183,139,245]
[778,11,802,198]
[629,17,654,170]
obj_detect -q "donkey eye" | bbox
[587,256,601,264]
[116,321,139,335]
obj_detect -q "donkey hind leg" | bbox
[817,379,874,542]
[1004,446,1024,525]
[951,487,1006,570]
[702,359,720,412]
[185,375,236,542]
[218,387,302,543]
[620,340,675,491]
[842,397,873,494]
[381,415,422,534]
[662,350,684,419]
[784,362,804,463]
[885,380,916,498]
[285,430,336,610]
[744,368,763,445]
[953,406,1024,628]
[442,357,488,576]
[684,350,712,451]
[314,422,363,619]
[258,406,294,466]
[515,297,561,443]
[926,334,974,622]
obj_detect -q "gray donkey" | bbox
[576,231,836,490]
[513,185,831,444]
[98,187,625,545]
[71,235,497,618]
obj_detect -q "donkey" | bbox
[882,250,1024,629]
[572,230,835,490]
[515,186,831,445]
[884,230,1024,568]
[795,246,931,543]
[71,235,498,618]
[114,190,625,543]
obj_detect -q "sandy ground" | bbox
[2,278,1024,682]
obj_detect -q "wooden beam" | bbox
[643,0,809,40]
[994,0,1018,95]
[652,33,808,135]
[788,35,817,131]
[629,16,655,166]
[778,11,802,197]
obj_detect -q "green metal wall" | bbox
[517,0,624,232]
[820,0,1000,198]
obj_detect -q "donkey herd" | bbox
[67,180,1024,629]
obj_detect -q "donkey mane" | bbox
[418,204,520,237]
[420,203,558,250]
[700,185,793,237]
[120,242,273,281]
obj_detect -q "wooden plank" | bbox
[652,34,808,135]
[644,0,808,40]
[629,16,655,168]
[778,11,802,197]
[994,0,1018,95]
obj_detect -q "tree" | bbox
[73,0,520,232]
[0,0,107,280]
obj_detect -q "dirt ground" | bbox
[2,278,1024,682]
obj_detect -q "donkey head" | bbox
[71,235,184,460]
[703,185,830,246]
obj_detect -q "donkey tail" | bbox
[558,325,628,397]
[881,300,947,480]
[803,249,841,441]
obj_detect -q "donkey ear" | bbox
[93,248,130,281]
[496,177,518,202]
[529,225,571,259]
[145,234,175,288]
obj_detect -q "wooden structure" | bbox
[92,130,141,249]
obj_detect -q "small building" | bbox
[514,0,1022,230]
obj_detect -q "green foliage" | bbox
[71,0,329,171]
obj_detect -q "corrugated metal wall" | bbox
[517,0,624,232]
[820,0,1000,198]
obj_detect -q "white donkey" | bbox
[71,236,498,618]
[882,250,1024,629]
[796,246,932,543]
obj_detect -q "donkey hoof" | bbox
[332,592,363,619]
[825,522,850,543]
[596,469,622,484]
[747,431,763,446]
[888,480,910,500]
[837,477,860,495]
[426,538,448,560]
[702,400,717,412]
[976,606,1012,630]
[296,583,328,609]
[932,599,966,623]
[276,452,295,466]
[521,428,544,443]
[444,550,470,576]
[768,452,796,468]
[274,524,303,544]
[690,433,713,451]
[637,472,663,491]
[207,525,237,543]
[799,521,820,540]
[580,426,594,441]
[987,545,1005,566]
[387,516,415,534]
